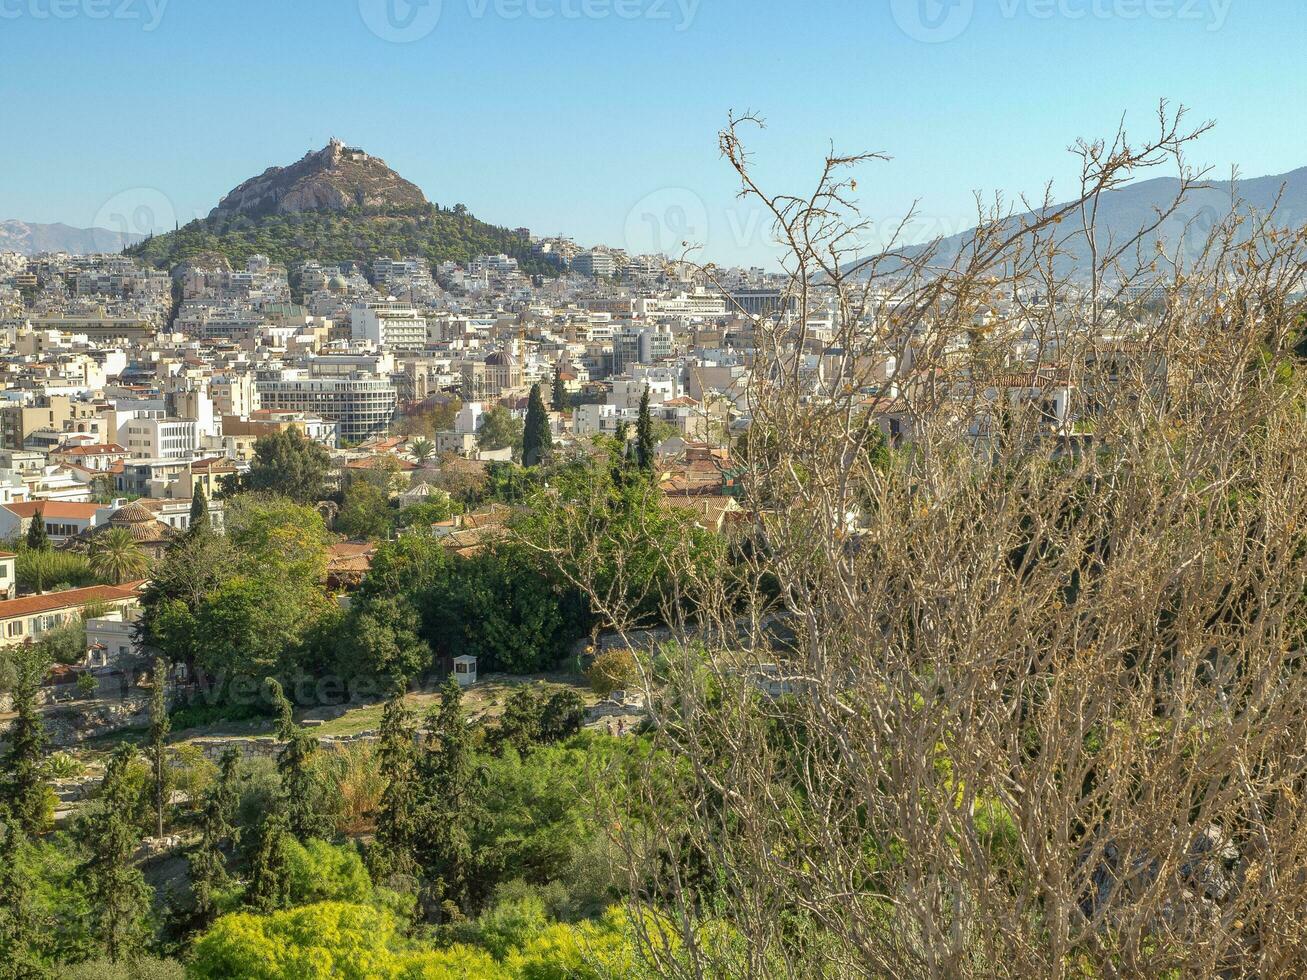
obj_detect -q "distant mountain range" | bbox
[0,219,146,256]
[126,140,547,274]
[849,166,1307,281]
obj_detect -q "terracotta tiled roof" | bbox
[0,582,144,621]
[2,501,101,520]
[54,443,129,457]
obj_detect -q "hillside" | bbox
[0,219,146,255]
[850,165,1307,281]
[126,140,549,274]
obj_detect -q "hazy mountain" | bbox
[127,140,546,274]
[0,219,146,256]
[850,166,1307,281]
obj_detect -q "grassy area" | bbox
[311,672,596,737]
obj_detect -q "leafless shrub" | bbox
[545,103,1307,977]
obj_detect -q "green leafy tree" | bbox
[90,527,151,586]
[335,479,392,541]
[522,383,553,468]
[138,529,239,673]
[24,511,48,553]
[190,749,241,927]
[245,429,331,503]
[636,385,656,473]
[476,405,523,457]
[0,644,51,835]
[148,658,170,839]
[17,549,96,594]
[78,745,151,962]
[337,594,431,685]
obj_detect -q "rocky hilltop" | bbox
[210,139,429,217]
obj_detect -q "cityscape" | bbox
[3,2,1307,978]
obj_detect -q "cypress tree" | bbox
[246,810,291,914]
[372,682,418,882]
[24,510,48,553]
[266,678,330,841]
[79,745,150,962]
[636,385,656,473]
[190,748,240,926]
[1,645,50,836]
[416,678,475,918]
[188,487,209,536]
[149,657,171,840]
[521,383,553,468]
[551,366,567,412]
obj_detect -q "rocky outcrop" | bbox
[210,139,428,218]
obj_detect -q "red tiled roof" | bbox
[0,582,144,620]
[54,443,128,457]
[2,501,101,520]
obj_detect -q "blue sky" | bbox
[1,0,1303,267]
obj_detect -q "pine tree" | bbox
[266,678,330,841]
[246,810,291,914]
[372,683,418,882]
[79,745,150,963]
[416,678,475,918]
[551,366,567,412]
[149,657,171,840]
[521,383,553,468]
[190,748,240,926]
[24,510,48,553]
[1,645,50,836]
[636,385,656,473]
[188,487,209,536]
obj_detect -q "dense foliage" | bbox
[125,205,552,278]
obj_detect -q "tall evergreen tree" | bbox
[551,366,567,412]
[78,745,150,963]
[636,385,656,473]
[416,678,476,918]
[0,807,44,977]
[265,678,330,841]
[149,658,171,840]
[521,383,553,468]
[190,749,241,926]
[188,487,209,536]
[372,682,418,882]
[246,810,291,914]
[24,510,48,553]
[1,645,50,836]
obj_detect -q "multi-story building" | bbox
[124,417,199,459]
[256,369,396,444]
[351,301,428,349]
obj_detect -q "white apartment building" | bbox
[351,301,428,349]
[256,369,397,444]
[125,417,199,459]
